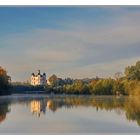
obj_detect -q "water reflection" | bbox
[30,96,140,126]
[125,96,140,126]
[31,100,46,117]
[0,102,10,123]
[1,95,140,127]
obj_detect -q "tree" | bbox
[125,61,140,80]
[48,74,58,86]
[0,66,11,94]
[114,72,122,82]
[72,80,88,94]
[89,78,115,95]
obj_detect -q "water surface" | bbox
[0,94,140,134]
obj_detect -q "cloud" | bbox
[65,56,140,79]
[0,8,140,81]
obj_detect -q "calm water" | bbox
[0,94,140,134]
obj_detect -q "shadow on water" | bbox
[0,95,140,126]
[0,101,10,124]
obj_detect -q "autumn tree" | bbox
[125,61,140,80]
[48,74,58,86]
[0,66,11,94]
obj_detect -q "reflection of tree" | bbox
[125,96,140,126]
[47,100,58,112]
[29,96,140,126]
[47,99,66,112]
[0,103,10,123]
[33,96,126,113]
[51,96,140,127]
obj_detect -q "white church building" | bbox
[31,70,46,86]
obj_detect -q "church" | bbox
[31,70,46,86]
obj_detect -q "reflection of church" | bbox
[30,100,46,117]
[30,99,58,117]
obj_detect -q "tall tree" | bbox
[125,61,140,80]
[0,66,11,94]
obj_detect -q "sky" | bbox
[0,7,140,82]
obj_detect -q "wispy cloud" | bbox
[0,7,140,81]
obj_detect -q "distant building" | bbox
[31,70,46,86]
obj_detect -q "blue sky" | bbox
[0,7,140,82]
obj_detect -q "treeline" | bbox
[49,78,125,95]
[1,60,140,95]
[48,61,140,96]
[11,84,46,93]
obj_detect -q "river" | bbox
[0,94,140,134]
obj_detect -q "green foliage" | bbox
[123,80,140,96]
[50,77,127,95]
[113,82,125,95]
[122,60,140,95]
[89,78,116,95]
[61,81,89,94]
[125,61,140,80]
